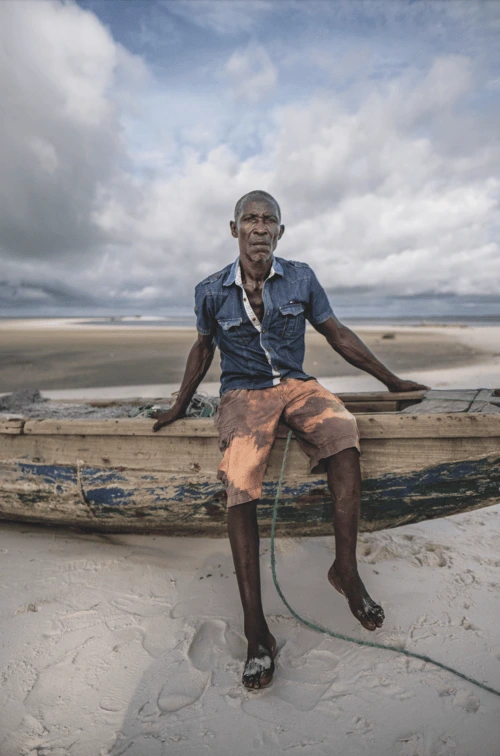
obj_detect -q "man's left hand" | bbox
[387,378,430,393]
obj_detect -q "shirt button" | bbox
[262,329,266,333]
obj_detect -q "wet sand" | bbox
[0,321,489,393]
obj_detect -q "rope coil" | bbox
[270,430,500,698]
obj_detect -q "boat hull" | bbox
[1,402,499,536]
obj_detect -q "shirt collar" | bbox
[223,256,284,286]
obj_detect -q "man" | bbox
[152,190,428,690]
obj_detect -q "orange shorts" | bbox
[214,377,360,507]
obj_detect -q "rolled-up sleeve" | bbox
[306,267,334,325]
[194,284,215,336]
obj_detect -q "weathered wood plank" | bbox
[359,437,500,476]
[20,413,500,439]
[23,418,220,437]
[357,413,500,438]
[0,415,25,434]
[2,428,499,480]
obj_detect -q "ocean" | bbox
[1,294,499,326]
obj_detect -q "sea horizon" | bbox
[1,293,500,328]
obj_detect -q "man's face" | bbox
[230,199,285,264]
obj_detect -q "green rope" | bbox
[269,430,500,698]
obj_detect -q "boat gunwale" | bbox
[0,412,494,439]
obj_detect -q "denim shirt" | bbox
[194,256,334,395]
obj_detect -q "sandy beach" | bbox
[1,507,500,755]
[1,321,499,755]
[0,319,499,396]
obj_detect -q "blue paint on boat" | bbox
[7,454,500,530]
[86,487,135,507]
[19,463,76,484]
[81,468,128,485]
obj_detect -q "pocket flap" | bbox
[279,303,304,316]
[218,317,242,330]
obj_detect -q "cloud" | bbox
[1,0,499,310]
[96,54,498,301]
[224,42,277,102]
[162,0,273,35]
[0,0,142,262]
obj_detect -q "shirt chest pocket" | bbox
[278,302,305,338]
[217,317,254,346]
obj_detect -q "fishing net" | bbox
[0,389,220,420]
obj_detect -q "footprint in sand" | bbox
[157,659,210,713]
[111,594,170,617]
[99,694,128,712]
[188,619,229,671]
[241,644,340,712]
[170,596,221,619]
[278,646,339,685]
[243,677,332,712]
[108,734,164,756]
[397,732,426,756]
[353,716,373,735]
[452,690,480,713]
[223,625,248,660]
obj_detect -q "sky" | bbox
[0,0,499,310]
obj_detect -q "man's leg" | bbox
[325,447,385,631]
[227,499,277,689]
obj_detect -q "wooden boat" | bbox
[1,389,499,537]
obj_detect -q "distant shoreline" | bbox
[1,321,499,394]
[1,315,500,330]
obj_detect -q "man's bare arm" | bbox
[313,316,429,392]
[152,333,216,431]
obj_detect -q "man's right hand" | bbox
[151,407,182,432]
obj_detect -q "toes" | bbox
[369,603,385,628]
[243,673,258,689]
[242,656,274,690]
[356,610,377,631]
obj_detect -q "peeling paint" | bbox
[0,455,499,535]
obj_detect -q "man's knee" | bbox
[326,446,360,469]
[326,447,361,497]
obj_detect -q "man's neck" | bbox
[239,255,274,285]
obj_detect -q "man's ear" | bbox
[230,220,238,238]
[278,224,285,239]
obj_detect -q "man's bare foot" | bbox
[242,631,277,690]
[328,562,384,631]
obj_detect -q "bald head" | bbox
[234,190,281,225]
